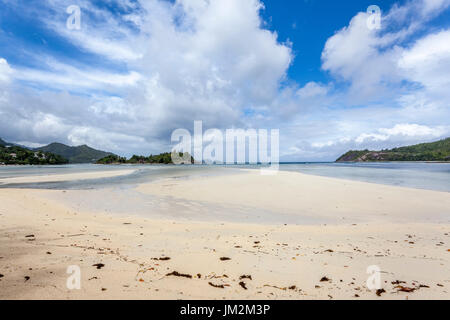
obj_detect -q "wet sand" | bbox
[0,169,136,185]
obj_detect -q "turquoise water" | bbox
[0,162,449,192]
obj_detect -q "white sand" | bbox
[137,170,450,223]
[0,169,449,300]
[0,169,136,184]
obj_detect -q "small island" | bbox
[96,152,194,165]
[336,137,450,162]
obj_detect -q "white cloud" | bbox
[13,66,142,91]
[296,82,328,99]
[398,29,450,92]
[42,0,143,62]
[321,0,450,103]
[67,127,148,152]
[0,58,12,104]
[355,124,448,143]
[0,0,293,156]
[0,58,12,83]
[321,12,403,102]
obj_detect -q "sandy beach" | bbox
[0,169,136,184]
[0,169,449,300]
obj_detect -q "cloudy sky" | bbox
[0,0,449,161]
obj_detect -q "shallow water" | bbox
[1,162,448,225]
[0,162,449,192]
[278,162,450,192]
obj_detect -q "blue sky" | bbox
[0,0,449,161]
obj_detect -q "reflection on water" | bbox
[0,162,449,192]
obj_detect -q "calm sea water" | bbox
[0,162,449,192]
[278,162,450,192]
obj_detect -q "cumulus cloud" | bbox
[321,0,450,103]
[398,29,450,93]
[0,0,292,156]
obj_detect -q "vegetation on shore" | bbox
[0,143,68,165]
[96,152,194,165]
[336,138,450,162]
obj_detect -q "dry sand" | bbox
[0,169,449,300]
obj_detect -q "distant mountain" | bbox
[0,138,6,146]
[336,138,450,162]
[36,143,114,164]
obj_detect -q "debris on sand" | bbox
[391,280,406,285]
[288,285,297,290]
[152,257,171,261]
[0,274,4,278]
[207,273,228,279]
[239,282,248,290]
[324,249,334,253]
[166,271,192,279]
[264,284,287,291]
[197,274,202,279]
[239,275,252,280]
[25,235,35,238]
[208,282,229,289]
[320,276,330,282]
[376,289,386,296]
[220,257,231,261]
[93,263,105,269]
[24,276,30,282]
[395,286,415,293]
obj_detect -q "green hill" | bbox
[0,143,68,165]
[36,143,114,164]
[336,138,450,162]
